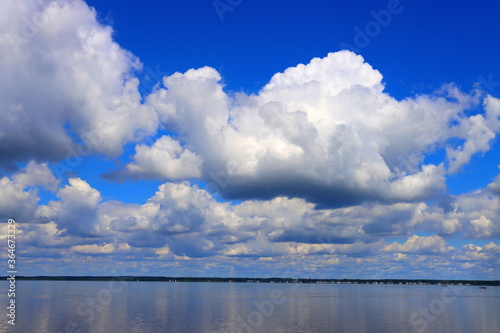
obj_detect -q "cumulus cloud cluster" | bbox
[131,52,500,208]
[0,0,499,278]
[2,163,500,277]
[3,2,500,208]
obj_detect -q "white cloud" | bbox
[0,161,61,221]
[446,94,500,173]
[13,161,59,191]
[454,191,500,239]
[71,243,116,254]
[48,178,103,236]
[0,0,158,168]
[147,51,496,208]
[17,221,68,248]
[3,173,498,278]
[0,176,39,221]
[487,166,500,195]
[382,235,455,254]
[483,242,500,251]
[3,161,498,268]
[469,216,494,238]
[406,189,500,240]
[155,245,171,257]
[122,135,203,180]
[453,242,500,263]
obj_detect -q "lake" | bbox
[0,281,498,332]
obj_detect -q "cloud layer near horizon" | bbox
[1,162,500,277]
[0,0,499,278]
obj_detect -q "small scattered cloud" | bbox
[13,161,59,191]
[71,243,116,255]
[107,136,203,181]
[382,235,455,254]
[487,167,500,195]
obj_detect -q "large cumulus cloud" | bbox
[141,52,499,208]
[0,0,157,170]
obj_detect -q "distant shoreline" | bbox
[4,276,499,286]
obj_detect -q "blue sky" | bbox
[1,0,499,279]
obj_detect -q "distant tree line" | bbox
[4,276,499,286]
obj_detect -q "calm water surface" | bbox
[0,281,498,332]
